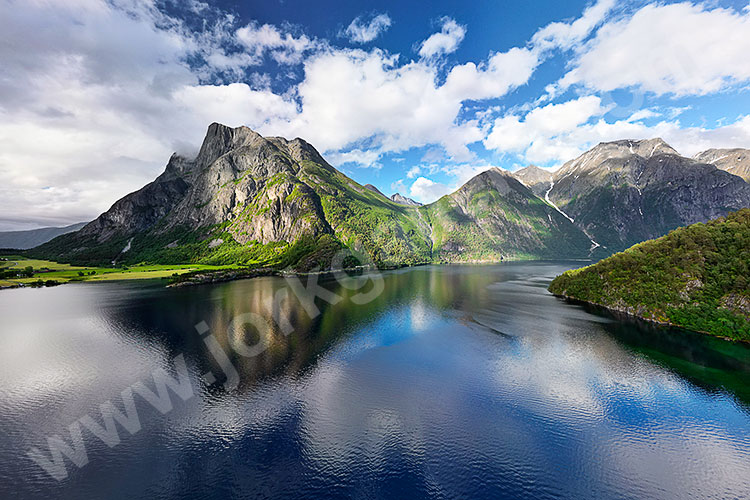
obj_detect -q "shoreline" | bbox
[550,292,750,345]
[1,258,591,290]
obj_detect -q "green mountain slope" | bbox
[549,209,750,341]
[423,168,591,261]
[34,123,590,270]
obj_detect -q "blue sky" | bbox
[1,0,750,229]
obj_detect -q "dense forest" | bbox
[549,209,750,341]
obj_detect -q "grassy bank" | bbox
[0,255,240,287]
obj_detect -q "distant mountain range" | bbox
[0,222,86,249]
[32,123,750,269]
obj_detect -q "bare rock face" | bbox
[33,127,750,268]
[511,165,553,197]
[76,153,193,243]
[694,148,750,182]
[547,139,750,252]
[390,193,422,206]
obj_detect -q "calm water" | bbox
[1,262,749,499]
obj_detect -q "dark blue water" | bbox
[1,263,749,499]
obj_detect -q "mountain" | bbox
[390,193,422,206]
[34,123,592,269]
[363,183,387,197]
[422,168,592,261]
[511,165,552,197]
[35,123,431,268]
[693,148,750,182]
[549,209,750,342]
[33,126,750,270]
[546,138,750,252]
[0,222,87,249]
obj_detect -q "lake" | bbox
[1,262,749,499]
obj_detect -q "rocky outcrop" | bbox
[694,148,750,182]
[363,184,387,198]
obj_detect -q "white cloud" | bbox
[406,165,422,179]
[418,18,466,58]
[0,1,305,230]
[325,148,382,168]
[236,22,318,65]
[391,179,408,194]
[484,94,750,166]
[441,48,539,102]
[271,45,531,161]
[531,0,616,51]
[409,176,453,202]
[484,96,609,153]
[344,13,392,43]
[560,3,750,96]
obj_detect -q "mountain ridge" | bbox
[32,126,750,270]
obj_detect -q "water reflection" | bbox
[0,263,748,499]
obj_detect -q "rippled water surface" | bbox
[1,262,749,499]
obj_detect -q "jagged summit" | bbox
[32,124,750,268]
[597,138,678,157]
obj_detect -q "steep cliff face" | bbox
[424,168,592,261]
[547,139,750,252]
[34,124,432,267]
[694,148,750,182]
[34,126,750,269]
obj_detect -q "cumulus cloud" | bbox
[0,0,303,230]
[236,22,319,65]
[559,3,750,96]
[484,94,750,165]
[406,165,422,179]
[344,13,392,43]
[325,148,382,168]
[409,176,453,202]
[484,96,610,153]
[4,0,750,229]
[531,0,616,51]
[273,45,531,159]
[418,18,466,58]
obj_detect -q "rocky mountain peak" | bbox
[555,138,679,180]
[459,167,526,197]
[693,148,750,182]
[194,122,265,168]
[390,193,422,206]
[513,165,553,186]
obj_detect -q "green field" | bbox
[0,257,240,287]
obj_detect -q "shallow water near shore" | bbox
[1,262,749,499]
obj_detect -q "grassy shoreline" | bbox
[0,255,243,288]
